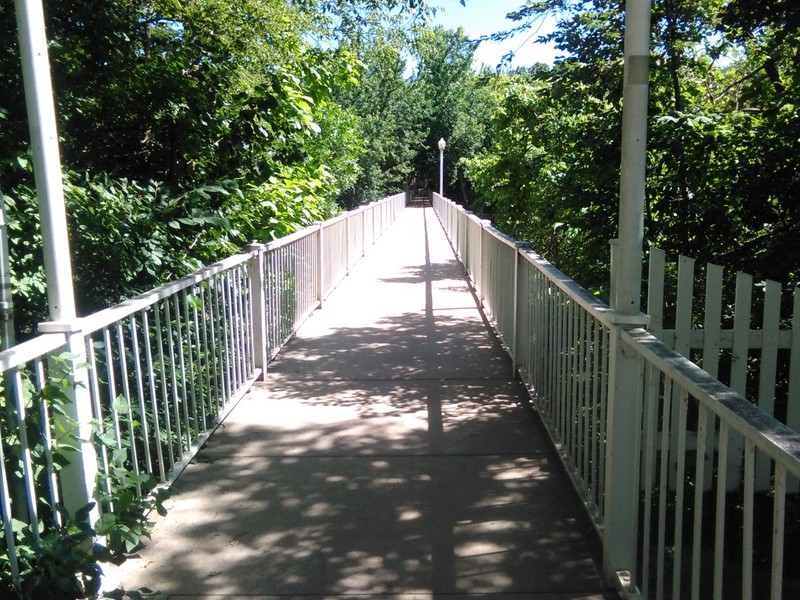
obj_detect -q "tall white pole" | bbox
[15,0,76,322]
[0,203,15,352]
[603,0,651,590]
[439,150,444,196]
[612,0,651,315]
[15,0,96,520]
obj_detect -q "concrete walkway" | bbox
[109,206,615,599]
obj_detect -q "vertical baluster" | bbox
[272,248,281,352]
[242,265,255,377]
[142,310,166,482]
[771,463,786,600]
[657,377,674,600]
[171,294,190,451]
[206,277,220,409]
[216,274,231,405]
[86,338,112,503]
[115,322,142,496]
[199,283,217,419]
[788,287,800,460]
[559,291,569,446]
[265,249,275,357]
[130,313,154,476]
[153,304,175,471]
[640,362,660,600]
[580,309,591,487]
[729,273,752,490]
[671,389,689,600]
[0,412,21,592]
[691,404,709,600]
[182,290,200,438]
[164,298,184,455]
[306,235,313,317]
[193,288,210,431]
[742,438,755,600]
[33,357,60,523]
[568,298,578,461]
[227,269,240,391]
[207,277,223,412]
[756,281,781,490]
[713,421,730,600]
[235,266,248,385]
[225,269,236,399]
[11,369,40,537]
[590,317,601,505]
[102,327,123,450]
[571,300,580,466]
[545,276,555,416]
[598,324,609,516]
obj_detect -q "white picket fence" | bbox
[648,248,800,492]
[0,193,406,596]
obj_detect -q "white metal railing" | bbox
[432,192,800,600]
[0,192,406,595]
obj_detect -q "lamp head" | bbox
[438,138,446,151]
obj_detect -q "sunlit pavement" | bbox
[104,205,617,599]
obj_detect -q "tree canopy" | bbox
[1,0,798,336]
[464,0,800,292]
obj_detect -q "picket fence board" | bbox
[647,248,799,492]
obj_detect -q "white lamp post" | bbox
[438,138,446,197]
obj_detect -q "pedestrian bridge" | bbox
[2,193,799,600]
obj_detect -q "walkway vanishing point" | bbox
[108,205,615,599]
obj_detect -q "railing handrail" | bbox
[74,250,258,336]
[623,327,800,479]
[31,201,398,339]
[0,332,66,372]
[518,248,645,329]
[263,225,318,251]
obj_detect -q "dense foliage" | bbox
[1,0,798,321]
[464,0,800,293]
[0,0,424,336]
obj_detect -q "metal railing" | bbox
[0,192,406,594]
[432,192,800,600]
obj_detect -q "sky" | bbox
[424,0,560,70]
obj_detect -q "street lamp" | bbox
[438,138,446,197]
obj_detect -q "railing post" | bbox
[315,221,324,307]
[38,320,98,521]
[246,243,268,381]
[345,211,351,274]
[361,208,367,257]
[479,219,491,305]
[512,242,532,377]
[603,314,649,591]
[464,212,474,277]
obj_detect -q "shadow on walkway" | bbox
[109,206,616,599]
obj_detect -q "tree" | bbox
[0,0,375,335]
[408,25,491,205]
[466,0,800,289]
[334,17,426,208]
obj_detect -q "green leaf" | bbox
[112,394,131,415]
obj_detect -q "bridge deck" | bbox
[108,205,614,599]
